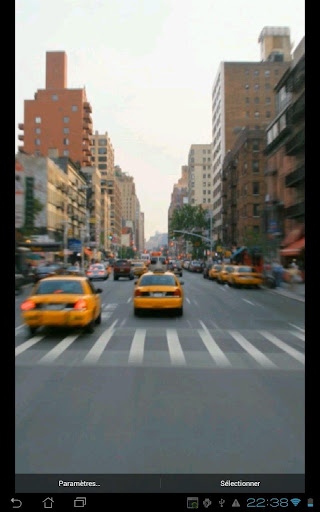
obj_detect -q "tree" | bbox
[169,205,214,258]
[20,198,44,237]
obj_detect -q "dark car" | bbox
[113,259,134,280]
[189,260,203,273]
[86,263,108,281]
[33,264,63,283]
[15,267,25,295]
[203,262,213,279]
[168,260,183,277]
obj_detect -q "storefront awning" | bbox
[281,225,304,247]
[280,237,305,256]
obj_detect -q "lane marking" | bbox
[120,318,126,327]
[15,324,25,333]
[103,303,118,310]
[193,300,199,307]
[127,297,132,303]
[198,321,232,368]
[229,330,277,369]
[290,330,305,341]
[242,299,255,305]
[186,298,191,304]
[82,320,118,364]
[166,329,186,366]
[289,323,305,333]
[259,331,305,365]
[128,328,146,364]
[101,312,112,320]
[102,303,106,308]
[38,334,79,364]
[15,336,45,357]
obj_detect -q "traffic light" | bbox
[172,236,176,240]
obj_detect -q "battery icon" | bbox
[308,498,313,507]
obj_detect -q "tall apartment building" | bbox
[168,165,189,252]
[264,36,305,261]
[15,154,86,242]
[80,165,102,251]
[115,168,137,226]
[18,52,93,167]
[187,145,212,208]
[90,131,118,251]
[211,27,292,242]
[139,212,145,253]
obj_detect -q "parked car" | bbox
[217,264,236,284]
[113,259,134,280]
[183,260,191,270]
[33,264,63,283]
[208,264,223,280]
[20,275,102,336]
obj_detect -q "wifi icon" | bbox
[290,498,301,507]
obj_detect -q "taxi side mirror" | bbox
[96,288,102,294]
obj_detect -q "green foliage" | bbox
[169,205,214,258]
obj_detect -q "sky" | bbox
[15,0,305,240]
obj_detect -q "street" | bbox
[15,272,304,476]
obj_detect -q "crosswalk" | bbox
[15,323,305,371]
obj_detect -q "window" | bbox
[254,84,259,91]
[266,111,271,118]
[254,111,260,118]
[203,190,206,195]
[63,138,69,145]
[63,117,69,123]
[203,158,206,162]
[265,70,270,77]
[254,97,259,104]
[245,84,249,89]
[91,148,95,155]
[35,128,41,134]
[252,182,259,195]
[203,174,206,178]
[35,117,41,124]
[254,70,259,76]
[245,97,249,104]
[98,139,107,146]
[63,150,69,156]
[252,140,259,151]
[98,147,107,154]
[265,83,271,90]
[207,149,210,154]
[63,127,69,134]
[266,97,271,104]
[253,225,260,234]
[203,166,206,170]
[98,156,107,162]
[71,105,78,112]
[246,112,250,118]
[91,139,95,145]
[253,204,259,217]
[252,160,259,173]
[52,94,58,101]
[98,164,107,170]
[208,198,211,203]
[203,149,206,153]
[35,138,40,146]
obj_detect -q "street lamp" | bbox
[61,220,70,266]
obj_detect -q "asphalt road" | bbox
[15,272,305,477]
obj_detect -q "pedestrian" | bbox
[288,260,300,291]
[272,259,284,288]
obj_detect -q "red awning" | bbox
[281,225,304,247]
[280,237,305,256]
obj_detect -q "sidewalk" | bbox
[266,282,305,303]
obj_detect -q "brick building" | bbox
[18,51,93,167]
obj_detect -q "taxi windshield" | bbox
[35,280,84,294]
[140,275,176,286]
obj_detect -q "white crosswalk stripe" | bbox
[198,321,232,368]
[82,320,118,364]
[128,329,146,365]
[15,336,45,356]
[38,334,79,364]
[290,330,305,341]
[259,331,305,365]
[229,330,277,369]
[166,329,186,366]
[103,303,118,310]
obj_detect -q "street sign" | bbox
[68,238,82,252]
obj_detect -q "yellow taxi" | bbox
[227,265,263,288]
[208,264,223,280]
[20,275,102,336]
[133,271,184,316]
[217,264,236,284]
[131,261,148,277]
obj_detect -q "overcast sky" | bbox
[15,0,305,240]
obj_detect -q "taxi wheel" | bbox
[176,307,183,317]
[85,319,95,333]
[134,308,141,316]
[95,310,101,324]
[28,326,37,336]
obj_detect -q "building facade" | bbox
[18,51,93,167]
[187,145,212,208]
[264,36,305,261]
[211,27,292,242]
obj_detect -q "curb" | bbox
[263,286,305,303]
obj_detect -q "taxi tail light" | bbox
[173,288,181,297]
[21,299,36,311]
[73,299,88,310]
[87,271,93,275]
[98,271,104,275]
[134,288,142,296]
